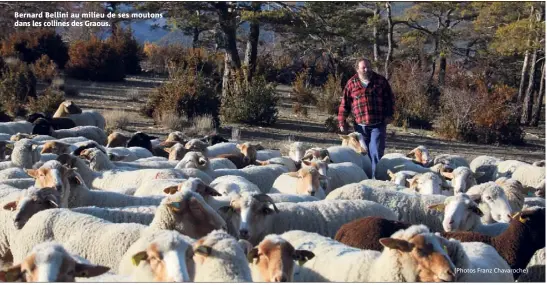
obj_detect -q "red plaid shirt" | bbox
[338,72,395,128]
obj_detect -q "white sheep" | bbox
[405,172,453,196]
[0,139,40,170]
[204,142,240,158]
[213,164,289,193]
[0,241,110,282]
[49,126,108,146]
[0,167,30,180]
[428,193,509,236]
[523,197,545,209]
[210,175,261,196]
[470,155,502,183]
[494,159,530,179]
[281,226,456,282]
[288,141,311,162]
[53,101,106,129]
[10,190,226,272]
[106,146,154,162]
[0,178,35,190]
[133,179,187,197]
[465,182,513,224]
[190,230,252,282]
[387,169,419,187]
[270,166,327,199]
[433,154,470,169]
[220,191,397,245]
[325,180,446,232]
[0,121,33,135]
[494,177,526,213]
[326,145,373,178]
[375,153,433,181]
[303,158,368,194]
[256,149,282,161]
[117,230,195,282]
[511,163,545,194]
[80,147,176,171]
[209,158,238,170]
[259,156,298,172]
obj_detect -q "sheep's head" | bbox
[218,193,279,245]
[429,194,483,232]
[247,235,314,282]
[289,142,308,162]
[62,100,83,114]
[166,131,188,144]
[200,134,229,146]
[162,177,221,197]
[31,118,54,136]
[301,147,330,162]
[184,139,208,152]
[407,172,450,195]
[13,139,40,168]
[106,132,129,148]
[339,132,367,155]
[237,142,259,164]
[440,167,477,194]
[406,146,433,167]
[284,166,327,198]
[130,234,193,282]
[10,133,35,141]
[0,242,109,282]
[388,170,418,187]
[2,187,60,229]
[127,132,158,152]
[165,143,189,161]
[41,141,71,155]
[160,185,227,239]
[509,207,545,249]
[380,226,456,282]
[177,151,209,170]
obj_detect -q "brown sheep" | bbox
[334,216,412,251]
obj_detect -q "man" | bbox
[338,58,395,179]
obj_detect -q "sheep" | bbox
[524,197,545,209]
[212,165,289,193]
[0,121,33,136]
[209,158,238,170]
[215,142,260,169]
[210,175,261,196]
[439,166,479,194]
[256,149,282,161]
[465,182,513,224]
[106,131,130,148]
[495,159,530,179]
[428,193,509,236]
[438,238,514,282]
[387,169,418,187]
[495,177,526,213]
[0,139,40,170]
[165,143,189,161]
[27,112,76,130]
[117,230,195,282]
[470,155,503,183]
[186,140,240,158]
[51,126,107,146]
[246,234,315,282]
[0,168,30,180]
[191,230,252,282]
[288,141,311,162]
[175,152,237,179]
[281,226,456,282]
[270,166,327,199]
[375,153,434,181]
[257,156,298,172]
[441,207,545,279]
[0,242,110,282]
[219,191,397,245]
[133,179,187,197]
[327,142,373,178]
[79,147,176,171]
[127,132,167,158]
[517,247,545,282]
[10,191,227,272]
[199,134,229,146]
[406,172,453,196]
[433,154,470,169]
[302,158,368,194]
[56,154,187,191]
[511,163,546,194]
[326,180,447,231]
[0,178,35,190]
[106,146,154,162]
[405,145,434,166]
[9,133,57,143]
[0,133,11,141]
[52,101,106,129]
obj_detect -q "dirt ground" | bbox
[63,73,546,164]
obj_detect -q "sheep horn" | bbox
[253,194,279,213]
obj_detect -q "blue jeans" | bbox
[354,123,386,179]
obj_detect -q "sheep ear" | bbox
[387,170,395,179]
[131,251,148,266]
[163,186,179,195]
[236,144,242,149]
[0,265,22,282]
[379,238,414,252]
[293,250,315,266]
[194,245,212,257]
[468,194,482,204]
[469,205,483,217]
[246,248,259,263]
[74,263,110,278]
[25,169,38,178]
[428,203,445,212]
[196,183,222,197]
[407,177,418,189]
[474,171,485,179]
[2,200,18,211]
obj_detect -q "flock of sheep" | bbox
[0,100,544,282]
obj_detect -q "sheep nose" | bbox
[273,275,288,282]
[239,229,249,239]
[309,191,315,196]
[449,220,454,225]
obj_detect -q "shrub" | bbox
[103,110,132,133]
[143,43,223,77]
[390,61,437,129]
[27,87,65,115]
[0,29,69,68]
[324,116,338,132]
[436,79,524,145]
[221,71,279,126]
[291,69,316,105]
[156,111,187,131]
[0,59,36,116]
[107,27,143,75]
[145,67,220,126]
[317,73,343,115]
[31,55,59,83]
[65,37,125,81]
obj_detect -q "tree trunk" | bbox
[517,5,535,103]
[521,47,538,125]
[244,6,260,83]
[438,52,446,86]
[385,2,393,80]
[192,27,200,48]
[373,3,380,63]
[216,2,241,99]
[531,60,545,127]
[222,52,231,99]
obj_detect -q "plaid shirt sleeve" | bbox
[338,80,353,128]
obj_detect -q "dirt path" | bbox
[63,74,546,163]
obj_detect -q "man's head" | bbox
[354,58,373,80]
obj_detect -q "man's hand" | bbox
[339,126,346,133]
[384,116,393,125]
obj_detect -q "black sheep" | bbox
[28,112,76,130]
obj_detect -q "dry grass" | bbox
[185,115,214,137]
[126,89,142,102]
[103,110,136,133]
[157,111,187,131]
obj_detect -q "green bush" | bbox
[65,37,125,82]
[0,59,36,116]
[221,71,278,126]
[0,29,69,69]
[107,27,143,75]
